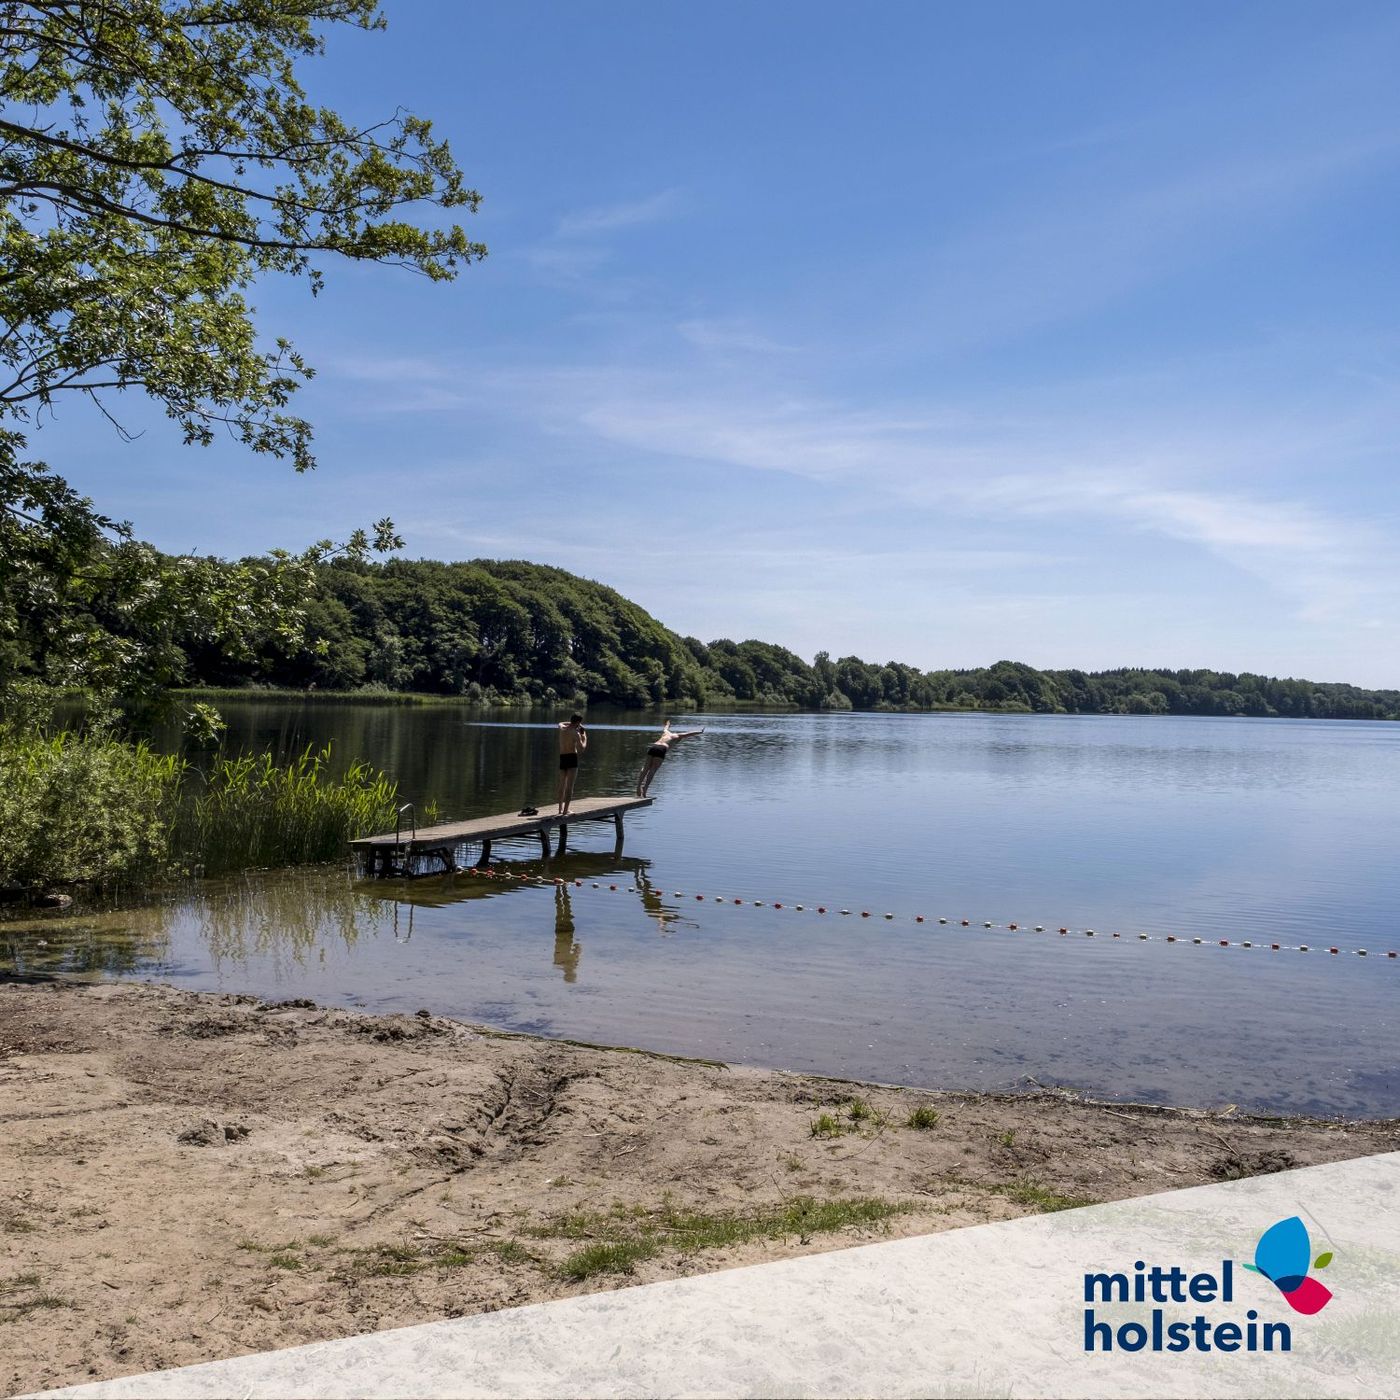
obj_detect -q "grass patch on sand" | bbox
[545,1195,913,1281]
[0,1274,70,1323]
[985,1178,1097,1213]
[237,1238,306,1254]
[846,1097,875,1124]
[487,1239,537,1266]
[906,1105,941,1131]
[811,1096,891,1138]
[558,1240,659,1281]
[340,1243,428,1278]
[337,1237,538,1280]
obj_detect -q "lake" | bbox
[4,705,1397,1117]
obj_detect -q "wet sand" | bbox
[3,979,1397,1395]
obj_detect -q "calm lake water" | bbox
[5,705,1398,1117]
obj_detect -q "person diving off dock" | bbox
[636,721,704,797]
[557,713,587,815]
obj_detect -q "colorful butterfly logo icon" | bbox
[1243,1215,1333,1315]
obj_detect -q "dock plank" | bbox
[350,795,653,852]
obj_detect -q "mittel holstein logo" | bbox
[1083,1216,1334,1353]
[1243,1215,1334,1315]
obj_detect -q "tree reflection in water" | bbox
[1,849,686,991]
[0,866,391,981]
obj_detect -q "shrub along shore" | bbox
[0,737,401,897]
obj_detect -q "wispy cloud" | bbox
[555,190,683,238]
[677,318,798,356]
[319,353,1395,624]
[510,366,1397,626]
[512,188,683,290]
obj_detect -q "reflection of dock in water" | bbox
[380,853,656,906]
[350,796,653,877]
[369,853,669,986]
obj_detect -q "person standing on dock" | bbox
[635,720,704,797]
[557,714,587,815]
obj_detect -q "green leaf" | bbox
[1314,1252,1333,1269]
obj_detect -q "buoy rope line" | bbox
[453,867,1396,962]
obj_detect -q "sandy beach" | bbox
[3,978,1397,1395]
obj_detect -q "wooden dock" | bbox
[350,796,654,877]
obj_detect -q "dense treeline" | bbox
[167,558,1400,721]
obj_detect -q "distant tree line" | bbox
[157,558,1400,721]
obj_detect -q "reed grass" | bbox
[175,745,401,877]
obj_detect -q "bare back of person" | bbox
[636,721,704,797]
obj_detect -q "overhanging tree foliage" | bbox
[0,1,483,717]
[1,0,481,462]
[0,448,403,728]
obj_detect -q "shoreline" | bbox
[4,981,1397,1394]
[169,687,1400,722]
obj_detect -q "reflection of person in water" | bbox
[637,868,670,934]
[635,721,704,797]
[553,883,580,983]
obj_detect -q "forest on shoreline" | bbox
[169,557,1400,722]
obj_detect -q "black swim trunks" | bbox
[559,752,579,771]
[647,744,668,759]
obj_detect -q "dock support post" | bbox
[613,811,624,855]
[537,828,550,858]
[556,822,568,857]
[479,838,492,865]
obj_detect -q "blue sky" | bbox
[38,1,1400,684]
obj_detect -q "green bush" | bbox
[0,733,400,892]
[0,730,181,889]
